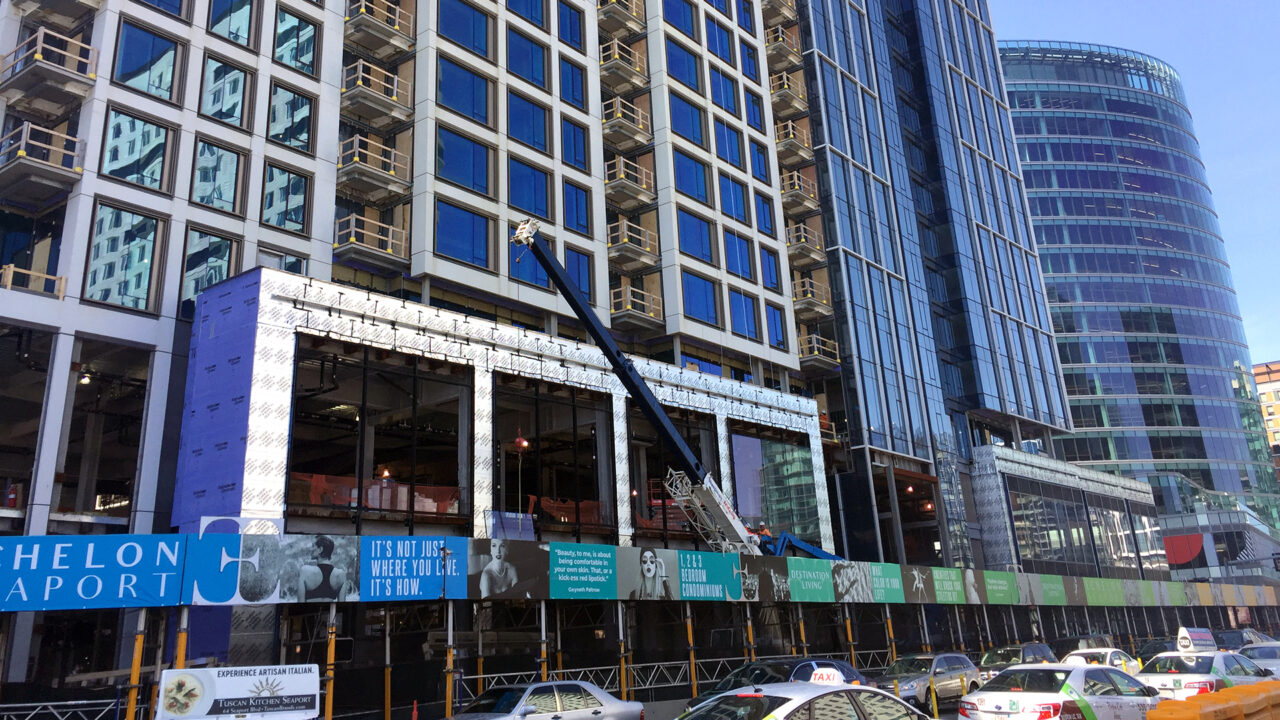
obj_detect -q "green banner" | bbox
[933,568,964,604]
[983,571,1018,604]
[678,550,742,601]
[549,543,616,599]
[788,557,835,602]
[1084,577,1124,606]
[1040,575,1067,606]
[870,563,905,603]
[1139,581,1156,607]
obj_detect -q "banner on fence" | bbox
[156,665,319,720]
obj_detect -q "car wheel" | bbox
[927,692,938,717]
[969,683,979,694]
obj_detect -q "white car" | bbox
[961,664,1159,720]
[679,681,929,720]
[1134,651,1273,699]
[1239,642,1280,674]
[1061,649,1141,675]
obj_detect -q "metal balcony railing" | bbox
[602,96,651,131]
[342,60,411,107]
[792,278,832,306]
[766,26,800,55]
[770,72,806,100]
[605,156,654,191]
[338,135,409,179]
[607,218,658,254]
[0,27,97,83]
[780,171,817,197]
[347,0,413,32]
[611,285,662,317]
[798,334,839,361]
[0,121,82,171]
[334,216,408,258]
[600,38,647,75]
[786,224,823,250]
[775,120,811,149]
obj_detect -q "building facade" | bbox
[1000,41,1280,582]
[1253,361,1280,475]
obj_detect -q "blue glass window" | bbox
[682,353,722,375]
[720,175,749,223]
[261,164,308,233]
[750,140,769,181]
[706,0,729,16]
[508,92,548,150]
[736,0,754,32]
[115,22,178,101]
[436,126,490,194]
[666,39,701,91]
[87,204,159,311]
[201,56,249,127]
[755,193,774,236]
[440,0,490,56]
[103,109,168,190]
[508,29,547,88]
[510,229,550,286]
[673,150,709,203]
[274,10,316,75]
[438,57,489,124]
[724,230,753,279]
[766,304,786,349]
[192,140,242,213]
[209,0,252,45]
[745,90,763,130]
[741,42,759,82]
[677,208,713,263]
[564,181,590,235]
[566,247,592,298]
[706,19,733,64]
[141,0,182,15]
[508,0,545,27]
[669,93,705,146]
[509,159,550,219]
[710,68,738,114]
[760,247,780,291]
[714,119,743,168]
[682,271,719,325]
[267,83,312,151]
[435,200,491,268]
[558,1,583,49]
[562,119,588,170]
[560,59,585,108]
[729,290,759,340]
[664,0,696,37]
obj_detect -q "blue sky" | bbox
[987,0,1280,363]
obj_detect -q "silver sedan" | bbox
[453,682,643,720]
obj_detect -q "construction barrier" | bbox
[1148,682,1280,720]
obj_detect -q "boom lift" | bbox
[512,220,761,554]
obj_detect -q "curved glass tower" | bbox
[999,41,1280,580]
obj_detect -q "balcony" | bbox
[769,72,806,118]
[0,28,97,121]
[340,61,412,129]
[600,39,647,95]
[345,0,414,60]
[602,96,652,152]
[780,171,820,215]
[605,157,655,210]
[766,26,801,70]
[792,279,834,322]
[333,216,409,271]
[598,0,646,38]
[12,0,102,31]
[761,0,797,26]
[607,218,659,272]
[786,224,826,268]
[336,136,410,203]
[611,285,664,331]
[1,264,66,299]
[798,334,840,372]
[0,122,83,213]
[775,120,813,166]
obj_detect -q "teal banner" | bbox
[549,543,616,599]
[678,551,742,601]
[933,568,964,604]
[788,557,835,602]
[870,563,905,603]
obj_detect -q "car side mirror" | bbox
[933,667,944,674]
[519,705,539,716]
[1144,686,1160,697]
[1264,669,1275,677]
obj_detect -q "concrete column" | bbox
[612,394,633,546]
[72,411,104,512]
[716,414,733,505]
[25,331,77,533]
[472,370,494,538]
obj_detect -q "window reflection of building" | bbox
[629,405,717,539]
[84,204,158,311]
[180,229,237,319]
[730,422,820,546]
[286,339,473,529]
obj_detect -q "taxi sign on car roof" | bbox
[1177,627,1216,653]
[808,668,844,686]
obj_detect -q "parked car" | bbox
[685,658,866,711]
[873,653,980,714]
[680,682,928,720]
[1212,628,1275,651]
[978,643,1057,682]
[1049,635,1115,660]
[1238,642,1280,673]
[1134,651,1273,699]
[1061,648,1140,675]
[1134,639,1175,665]
[454,681,642,720]
[961,664,1160,720]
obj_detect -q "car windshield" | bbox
[885,658,933,675]
[982,670,1068,693]
[1242,646,1280,661]
[981,648,1023,666]
[714,663,792,691]
[1214,631,1244,649]
[462,687,528,715]
[683,694,789,720]
[1070,652,1107,665]
[1142,656,1214,674]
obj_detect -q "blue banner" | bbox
[0,535,186,611]
[360,536,466,601]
